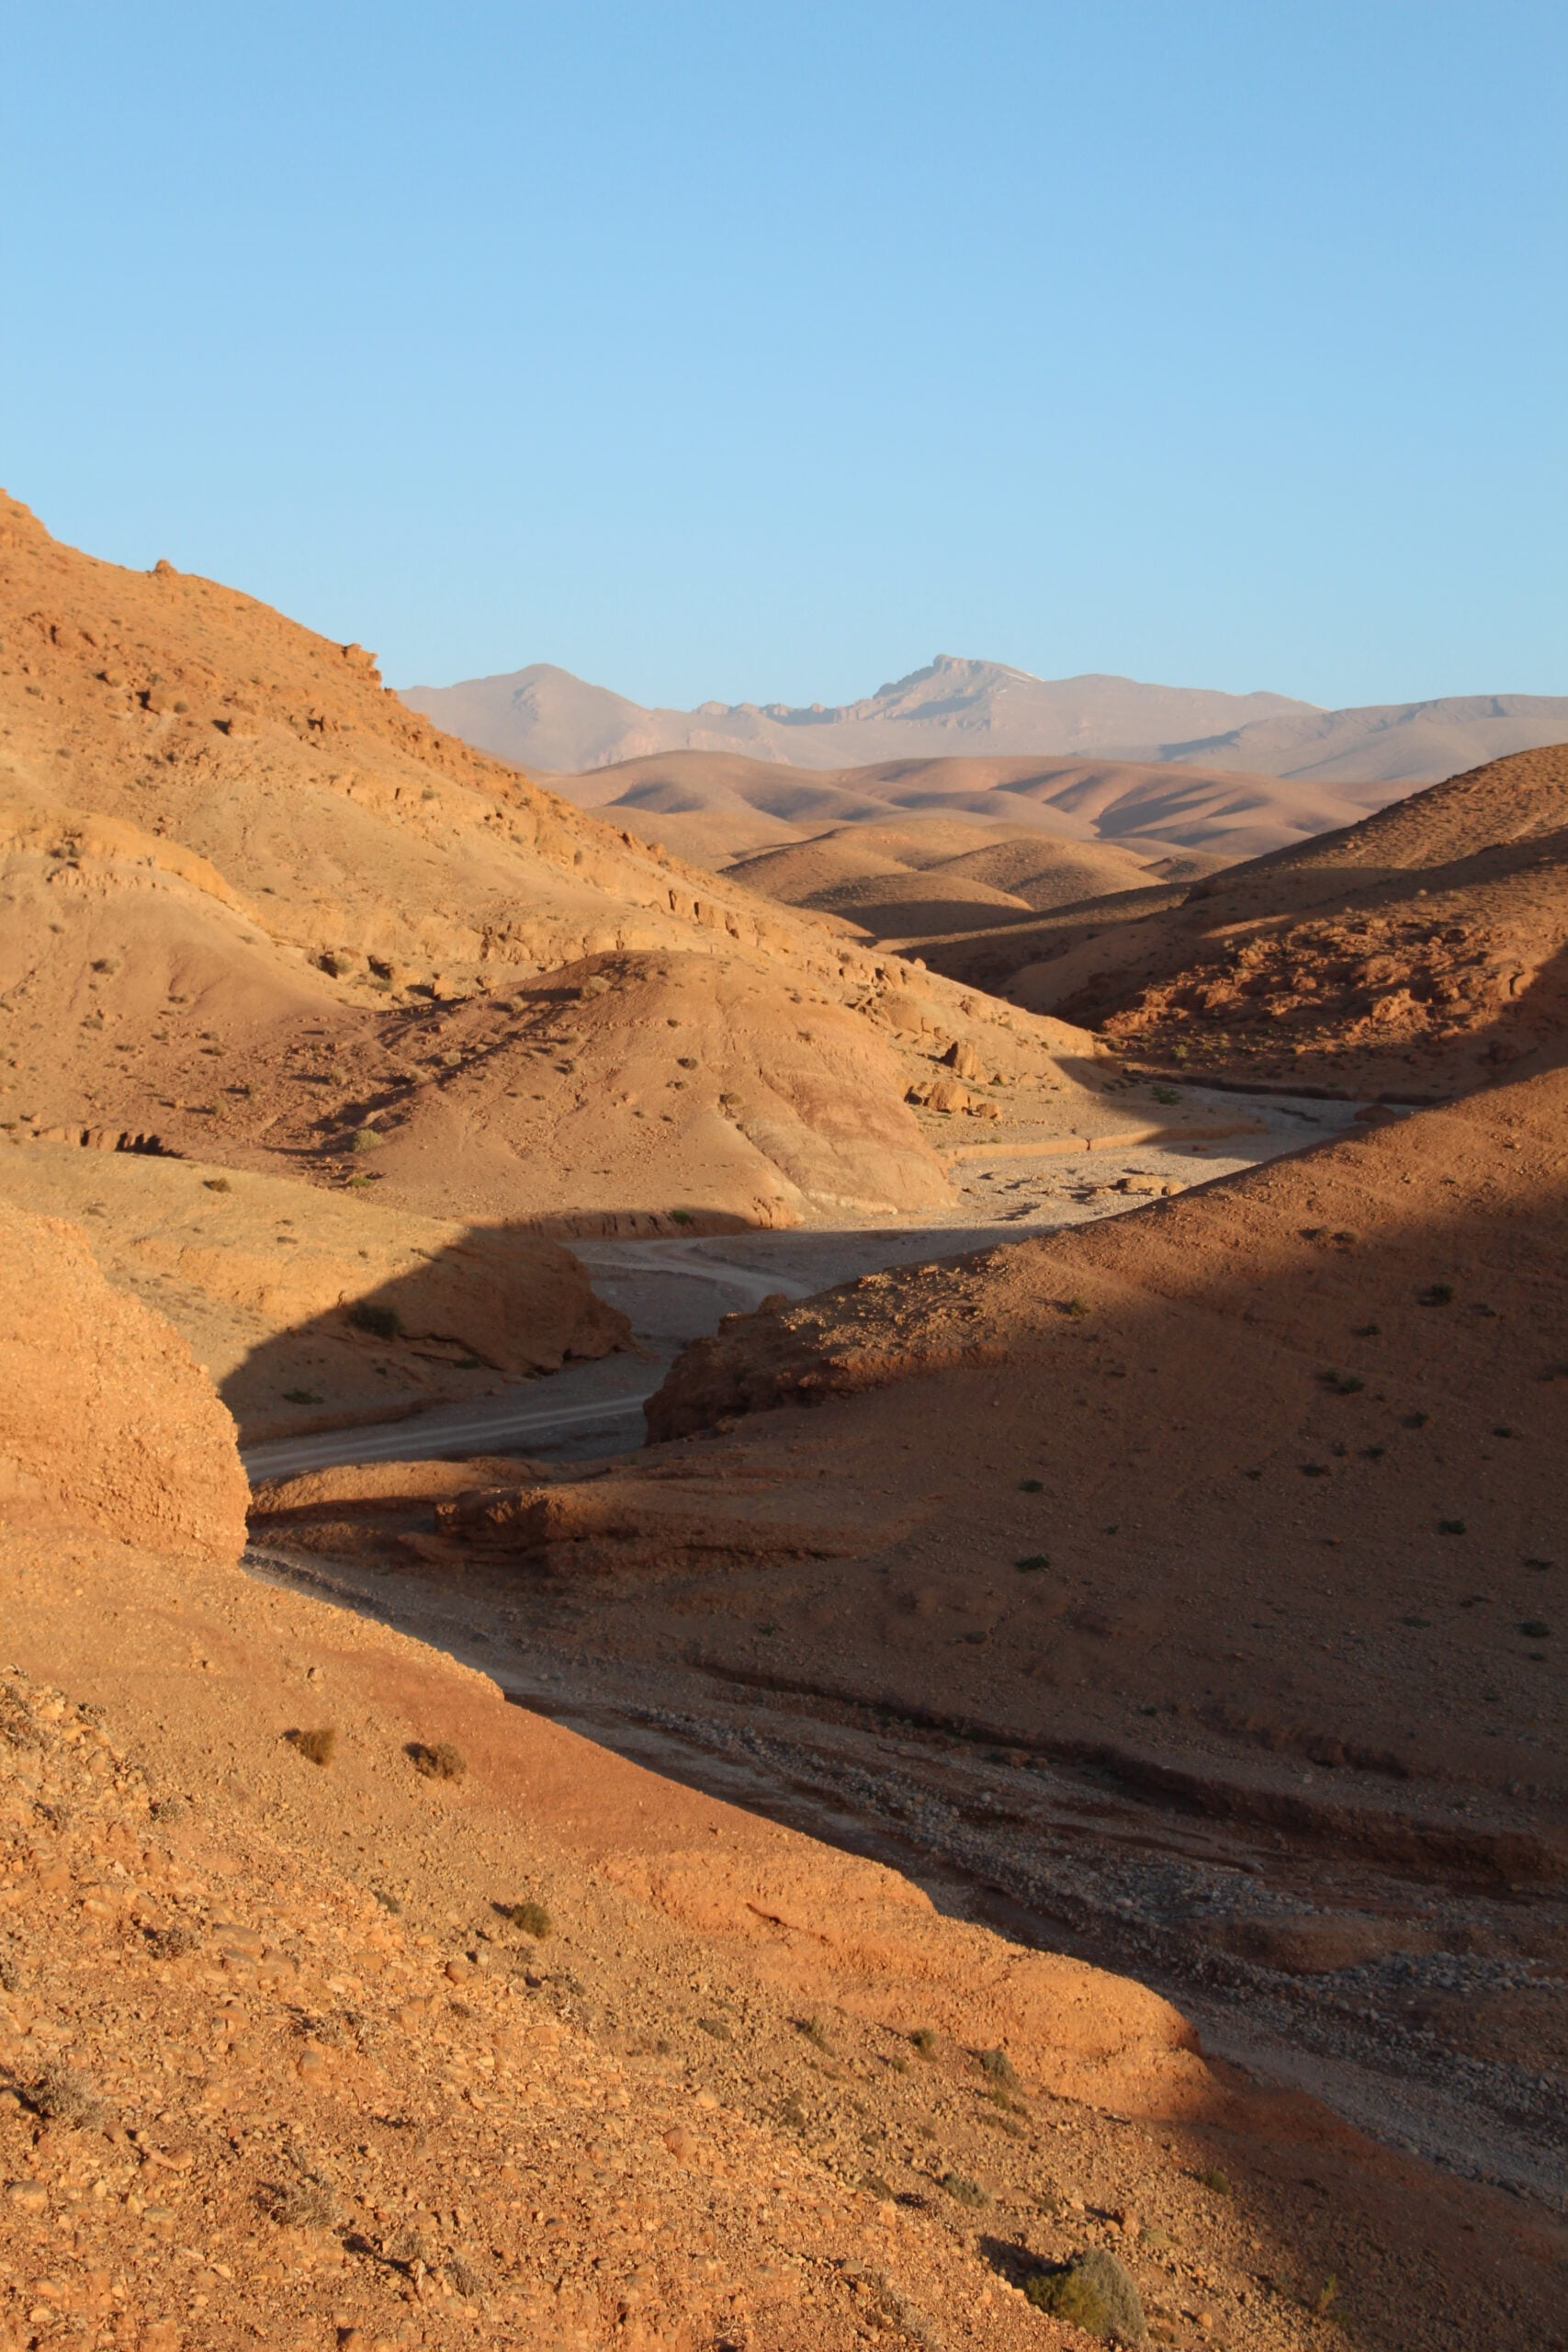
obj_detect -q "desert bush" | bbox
[260,2167,339,2228]
[940,2170,989,2208]
[1024,2246,1145,2342]
[408,1740,466,1781]
[798,2014,834,2052]
[978,2045,1019,2086]
[502,1898,552,1939]
[27,2064,107,2130]
[146,1922,199,1961]
[909,2028,938,2057]
[347,1299,400,1340]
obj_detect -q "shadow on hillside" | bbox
[220,1216,637,1448]
[238,1068,1568,2342]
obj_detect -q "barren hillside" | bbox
[543,746,1389,872]
[910,744,1568,1097]
[0,494,1116,1232]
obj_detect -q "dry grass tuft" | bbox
[284,1725,338,1767]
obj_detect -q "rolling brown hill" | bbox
[624,1057,1568,1966]
[719,820,1156,945]
[545,745,1393,872]
[636,1055,1568,1826]
[0,493,1111,1232]
[908,743,1568,1097]
[1156,692,1568,786]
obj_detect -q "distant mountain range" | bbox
[401,653,1568,785]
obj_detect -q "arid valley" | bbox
[0,474,1562,2352]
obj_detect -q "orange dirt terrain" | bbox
[5,1189,1567,2352]
[5,488,1568,2348]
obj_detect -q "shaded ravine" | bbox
[243,1536,1567,2214]
[234,1083,1568,2207]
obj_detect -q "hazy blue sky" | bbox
[4,3,1564,708]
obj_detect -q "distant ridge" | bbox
[1155,692,1568,785]
[401,654,1313,775]
[403,654,1568,786]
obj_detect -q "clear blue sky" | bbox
[4,3,1564,710]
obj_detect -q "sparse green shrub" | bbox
[408,1740,466,1781]
[1019,1476,1043,1493]
[1023,2247,1145,2342]
[1438,1519,1467,1535]
[285,1726,337,1767]
[1015,1554,1050,1573]
[203,1175,231,1193]
[1061,1295,1091,1317]
[909,2028,938,2057]
[1199,2166,1233,2196]
[670,1208,694,1226]
[348,1300,400,1340]
[695,2015,731,2041]
[941,2170,989,2208]
[978,2045,1019,2087]
[798,2014,834,2052]
[778,2091,809,2132]
[502,1898,552,1939]
[350,1125,382,1153]
[282,1388,322,1405]
[1418,1283,1454,1306]
[1520,1619,1551,1640]
[1321,1370,1364,1394]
